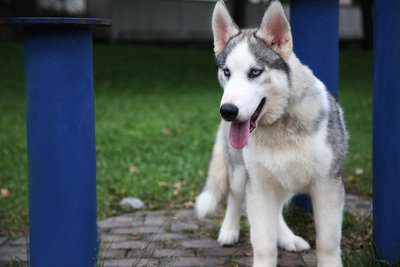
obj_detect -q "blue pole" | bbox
[1,18,110,266]
[290,0,339,97]
[373,1,400,263]
[289,0,339,212]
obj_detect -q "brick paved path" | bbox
[0,194,371,267]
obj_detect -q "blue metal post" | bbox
[290,0,339,212]
[290,0,339,96]
[373,1,400,263]
[1,18,111,266]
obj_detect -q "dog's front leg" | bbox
[311,178,345,267]
[246,177,280,267]
[218,165,247,245]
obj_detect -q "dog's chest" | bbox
[244,127,332,192]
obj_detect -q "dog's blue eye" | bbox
[223,68,231,77]
[249,69,262,78]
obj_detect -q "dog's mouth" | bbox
[250,97,266,133]
[229,97,266,149]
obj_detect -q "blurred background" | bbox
[0,0,372,48]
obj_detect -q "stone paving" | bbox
[0,194,371,267]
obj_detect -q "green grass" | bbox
[92,44,221,219]
[0,43,29,238]
[339,50,373,197]
[0,42,372,239]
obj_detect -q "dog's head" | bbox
[213,0,293,149]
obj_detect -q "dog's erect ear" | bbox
[256,0,292,60]
[212,1,240,55]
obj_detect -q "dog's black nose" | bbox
[220,103,239,121]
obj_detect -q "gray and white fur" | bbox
[196,1,348,267]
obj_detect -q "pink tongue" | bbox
[229,119,251,149]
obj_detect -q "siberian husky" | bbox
[196,1,348,266]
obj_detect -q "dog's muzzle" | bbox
[220,103,238,121]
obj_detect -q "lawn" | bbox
[0,42,372,240]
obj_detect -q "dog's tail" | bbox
[196,124,228,218]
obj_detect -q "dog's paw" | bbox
[196,191,218,219]
[278,234,310,252]
[218,228,239,246]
